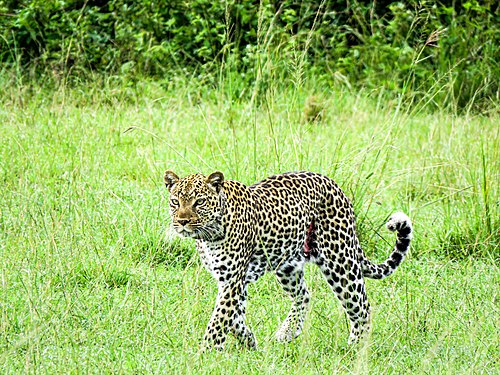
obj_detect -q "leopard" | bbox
[163,170,413,349]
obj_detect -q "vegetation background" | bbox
[1,0,498,111]
[0,0,498,373]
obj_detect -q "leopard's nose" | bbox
[177,218,191,226]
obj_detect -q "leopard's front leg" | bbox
[204,279,256,349]
[229,282,257,348]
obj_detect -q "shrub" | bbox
[0,0,497,111]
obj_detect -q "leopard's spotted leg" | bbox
[229,283,257,348]
[313,214,371,344]
[274,259,310,342]
[204,278,256,350]
[314,260,370,344]
[316,255,371,344]
[197,242,256,349]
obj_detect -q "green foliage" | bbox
[1,0,498,111]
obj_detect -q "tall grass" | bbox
[0,70,498,373]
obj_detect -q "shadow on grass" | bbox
[52,263,133,289]
[133,236,196,269]
[439,222,499,262]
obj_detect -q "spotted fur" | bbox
[164,171,413,349]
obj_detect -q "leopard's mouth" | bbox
[173,223,204,239]
[172,220,223,241]
[173,224,194,236]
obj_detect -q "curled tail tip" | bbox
[386,212,413,239]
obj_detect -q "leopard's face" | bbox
[164,171,225,240]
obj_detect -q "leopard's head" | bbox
[164,171,225,240]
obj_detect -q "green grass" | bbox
[0,78,498,373]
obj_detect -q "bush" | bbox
[0,0,498,111]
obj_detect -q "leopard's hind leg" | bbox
[274,258,310,342]
[312,216,371,344]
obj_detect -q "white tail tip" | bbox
[386,212,413,239]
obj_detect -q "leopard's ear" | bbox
[206,171,224,192]
[164,170,179,191]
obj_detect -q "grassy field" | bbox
[0,78,498,374]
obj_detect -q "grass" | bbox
[0,76,498,373]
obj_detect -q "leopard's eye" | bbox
[170,198,179,207]
[195,198,206,206]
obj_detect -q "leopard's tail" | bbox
[361,212,413,280]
